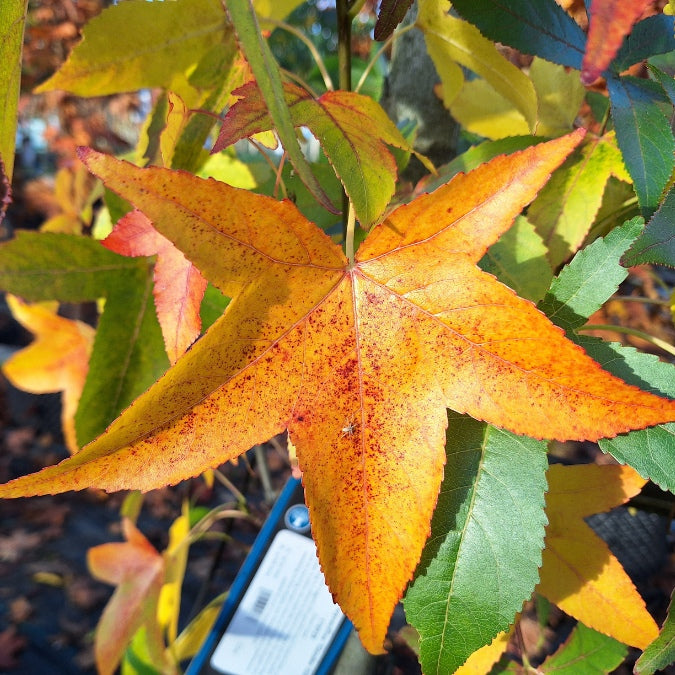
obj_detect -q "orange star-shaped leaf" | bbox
[1,131,674,651]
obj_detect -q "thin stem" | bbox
[613,295,671,307]
[336,0,352,92]
[260,17,334,91]
[348,0,367,19]
[280,67,320,98]
[247,137,289,200]
[355,22,416,94]
[213,468,247,505]
[337,0,352,238]
[579,324,675,358]
[345,201,356,264]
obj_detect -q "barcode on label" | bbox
[252,588,272,616]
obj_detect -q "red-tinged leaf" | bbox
[374,0,414,41]
[2,295,94,453]
[103,210,207,364]
[88,519,166,675]
[582,0,652,84]
[213,80,432,226]
[3,132,675,654]
[537,464,659,649]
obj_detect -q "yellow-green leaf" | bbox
[0,0,26,181]
[417,0,537,129]
[36,0,229,96]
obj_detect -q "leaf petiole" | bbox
[345,201,356,264]
[579,324,675,358]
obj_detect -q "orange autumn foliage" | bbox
[1,131,674,651]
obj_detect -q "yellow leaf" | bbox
[417,0,537,129]
[171,594,225,661]
[446,78,531,139]
[455,628,512,674]
[158,506,190,643]
[3,295,94,453]
[537,464,659,649]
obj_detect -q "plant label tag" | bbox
[187,477,352,675]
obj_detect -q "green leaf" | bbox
[621,184,675,267]
[199,284,230,331]
[538,217,644,332]
[649,65,675,107]
[76,270,168,446]
[569,336,675,491]
[450,0,586,70]
[0,232,169,446]
[635,590,675,675]
[536,217,674,490]
[255,161,343,231]
[0,231,146,301]
[479,215,552,303]
[0,0,26,181]
[540,622,627,674]
[225,0,336,214]
[607,75,674,217]
[36,0,230,96]
[214,81,427,226]
[417,0,537,130]
[612,15,675,73]
[404,413,548,675]
[170,33,241,174]
[528,134,630,267]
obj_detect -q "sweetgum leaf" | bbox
[0,156,10,226]
[103,210,208,364]
[582,0,652,84]
[635,590,675,675]
[404,413,548,675]
[88,519,165,675]
[621,184,675,267]
[0,0,25,181]
[75,266,168,446]
[2,133,675,653]
[213,81,428,226]
[537,465,659,649]
[451,0,586,70]
[479,215,552,303]
[35,0,230,96]
[3,296,94,454]
[538,218,675,490]
[417,0,537,130]
[607,75,674,217]
[586,337,675,492]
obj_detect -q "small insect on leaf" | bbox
[341,419,356,437]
